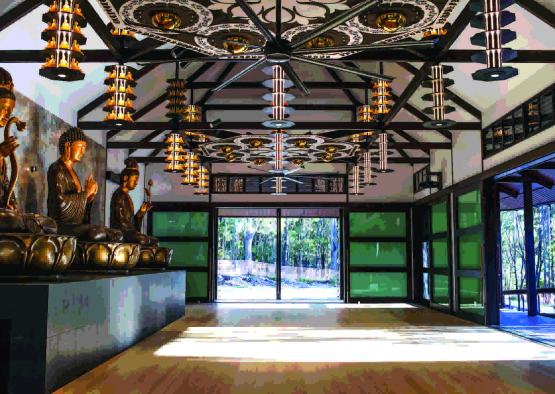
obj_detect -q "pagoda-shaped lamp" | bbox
[103,64,137,126]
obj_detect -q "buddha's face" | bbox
[0,97,15,127]
[123,174,139,191]
[64,140,87,162]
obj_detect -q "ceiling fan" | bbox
[129,0,436,95]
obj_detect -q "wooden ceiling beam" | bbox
[128,129,165,155]
[497,183,520,199]
[517,0,555,29]
[0,0,43,32]
[132,156,429,164]
[204,104,356,111]
[3,50,555,63]
[79,121,481,131]
[79,1,123,62]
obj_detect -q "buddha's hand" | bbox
[139,201,153,214]
[0,136,19,158]
[85,175,98,201]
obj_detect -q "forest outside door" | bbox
[216,208,342,301]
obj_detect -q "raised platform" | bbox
[0,270,186,393]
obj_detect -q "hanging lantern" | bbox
[470,0,518,81]
[166,79,187,119]
[262,65,295,129]
[357,105,374,123]
[181,151,200,185]
[350,165,362,195]
[40,0,87,81]
[108,23,137,42]
[194,164,209,194]
[164,132,185,173]
[371,80,392,119]
[421,23,450,41]
[362,150,377,185]
[376,132,394,174]
[421,64,456,129]
[273,130,286,171]
[103,64,136,125]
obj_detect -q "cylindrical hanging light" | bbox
[376,132,394,174]
[40,0,87,81]
[362,150,377,185]
[194,164,209,194]
[108,23,137,42]
[103,64,136,126]
[262,65,295,129]
[421,64,456,129]
[470,0,518,81]
[372,80,392,118]
[273,130,285,172]
[181,151,200,185]
[350,165,362,195]
[166,78,187,119]
[164,132,185,173]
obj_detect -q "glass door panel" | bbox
[280,217,340,300]
[217,217,277,300]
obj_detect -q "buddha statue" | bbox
[110,158,157,246]
[47,127,123,242]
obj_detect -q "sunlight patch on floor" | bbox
[154,326,555,362]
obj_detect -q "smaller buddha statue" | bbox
[125,71,134,81]
[74,4,83,17]
[59,35,70,49]
[124,112,134,122]
[72,21,81,34]
[106,96,116,107]
[49,1,59,13]
[110,158,157,246]
[46,36,57,49]
[43,55,56,69]
[60,16,70,31]
[108,83,116,93]
[105,110,116,121]
[47,127,123,242]
[125,86,134,95]
[125,98,133,108]
[108,69,117,80]
[116,111,125,120]
[71,40,82,54]
[70,58,81,71]
[45,19,58,31]
[118,83,126,93]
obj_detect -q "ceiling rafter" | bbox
[517,0,555,29]
[196,63,236,106]
[80,121,481,131]
[0,0,43,32]
[128,129,165,155]
[3,50,555,63]
[132,156,429,165]
[79,1,123,62]
[203,104,356,111]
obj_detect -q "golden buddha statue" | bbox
[46,37,57,49]
[59,36,70,49]
[45,19,58,31]
[49,2,59,13]
[108,69,117,79]
[105,110,116,121]
[47,127,123,242]
[59,54,68,68]
[125,71,134,81]
[72,22,81,34]
[74,4,83,17]
[71,40,82,54]
[110,158,157,246]
[43,54,56,69]
[70,58,81,71]
[60,17,70,31]
[124,112,133,122]
[61,1,72,13]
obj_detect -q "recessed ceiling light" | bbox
[490,73,500,78]
[58,73,67,78]
[115,122,123,126]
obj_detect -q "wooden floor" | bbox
[56,303,555,394]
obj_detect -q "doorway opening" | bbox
[216,208,342,301]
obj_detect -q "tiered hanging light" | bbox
[166,78,187,118]
[272,130,286,195]
[108,23,137,42]
[164,132,185,173]
[421,64,456,129]
[371,63,392,119]
[40,0,87,81]
[181,151,199,185]
[376,132,394,174]
[470,0,518,81]
[362,149,376,186]
[194,164,209,195]
[421,23,450,42]
[103,64,136,125]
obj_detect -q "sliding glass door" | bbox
[216,208,341,301]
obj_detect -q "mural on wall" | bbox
[9,90,106,225]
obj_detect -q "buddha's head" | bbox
[59,127,88,163]
[121,157,140,191]
[0,67,16,128]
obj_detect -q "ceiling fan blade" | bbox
[247,165,271,173]
[260,177,277,185]
[283,177,304,184]
[284,166,303,175]
[293,40,435,55]
[198,129,240,139]
[213,58,266,92]
[236,0,277,45]
[290,0,378,50]
[280,63,310,96]
[290,55,394,82]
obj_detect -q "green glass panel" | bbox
[458,233,482,270]
[431,201,448,234]
[349,212,406,237]
[350,242,406,267]
[457,190,482,229]
[432,239,449,268]
[432,274,449,306]
[159,241,208,267]
[186,272,208,299]
[152,211,209,237]
[349,272,407,298]
[459,276,484,317]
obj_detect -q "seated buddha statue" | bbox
[0,67,57,234]
[110,158,158,246]
[47,127,123,242]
